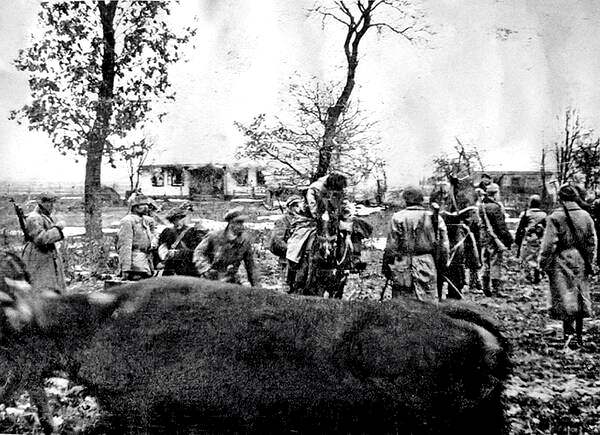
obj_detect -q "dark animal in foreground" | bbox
[0,275,510,434]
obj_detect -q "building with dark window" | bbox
[139,162,267,199]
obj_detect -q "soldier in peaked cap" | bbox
[157,206,207,277]
[117,194,157,281]
[268,195,306,291]
[382,186,450,302]
[22,191,67,293]
[193,206,259,286]
[478,182,513,296]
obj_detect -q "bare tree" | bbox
[553,108,591,184]
[236,78,384,186]
[115,136,155,194]
[432,138,485,179]
[310,0,431,180]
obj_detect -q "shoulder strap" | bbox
[561,202,592,275]
[172,226,192,249]
[479,202,506,249]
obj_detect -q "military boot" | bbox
[482,275,492,297]
[469,271,482,291]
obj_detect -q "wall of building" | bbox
[138,167,191,197]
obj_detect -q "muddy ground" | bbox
[1,201,599,434]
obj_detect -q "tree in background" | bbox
[432,138,485,180]
[309,0,431,180]
[236,78,385,187]
[115,135,156,195]
[10,1,195,239]
[552,108,591,185]
[572,138,600,190]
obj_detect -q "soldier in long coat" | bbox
[22,192,66,293]
[515,194,547,284]
[478,183,513,295]
[539,184,597,346]
[382,186,450,302]
[117,195,156,280]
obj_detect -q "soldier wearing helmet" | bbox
[478,182,513,295]
[117,194,157,281]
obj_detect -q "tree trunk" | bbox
[84,1,117,239]
[313,3,372,181]
[314,61,357,180]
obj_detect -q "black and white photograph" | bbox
[1,0,600,433]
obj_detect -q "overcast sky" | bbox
[1,0,600,188]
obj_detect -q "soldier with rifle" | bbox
[20,192,67,293]
[539,184,597,348]
[478,183,513,296]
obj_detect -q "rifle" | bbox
[561,202,594,277]
[431,202,445,301]
[9,198,32,243]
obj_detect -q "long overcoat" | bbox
[539,201,597,320]
[21,206,66,293]
[117,213,155,275]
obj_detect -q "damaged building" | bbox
[138,162,267,199]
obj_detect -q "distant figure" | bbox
[478,183,513,296]
[268,195,305,291]
[382,186,449,302]
[22,192,66,293]
[515,194,547,284]
[118,195,156,281]
[157,206,207,277]
[193,207,259,286]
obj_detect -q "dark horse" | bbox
[291,191,372,299]
[430,175,481,299]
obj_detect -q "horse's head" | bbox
[446,174,478,212]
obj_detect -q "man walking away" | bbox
[539,184,597,348]
[478,183,513,296]
[515,194,547,284]
[22,192,67,294]
[382,186,449,302]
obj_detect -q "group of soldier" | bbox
[17,172,599,346]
